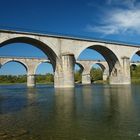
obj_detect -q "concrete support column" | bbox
[54,54,75,88]
[54,59,63,88]
[54,60,64,88]
[27,74,36,87]
[103,73,108,81]
[82,73,91,84]
[62,53,75,88]
[103,69,109,81]
[109,57,131,84]
[122,56,131,84]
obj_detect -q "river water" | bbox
[0,84,140,140]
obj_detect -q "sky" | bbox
[0,0,140,75]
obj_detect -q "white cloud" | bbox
[87,4,140,35]
[87,25,119,35]
[106,0,136,8]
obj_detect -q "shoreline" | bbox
[0,82,54,85]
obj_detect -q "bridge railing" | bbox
[0,26,140,47]
[0,55,48,60]
[0,56,140,64]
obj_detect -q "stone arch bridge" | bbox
[0,30,140,87]
[1,56,139,87]
[0,57,109,87]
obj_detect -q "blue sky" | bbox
[0,0,140,75]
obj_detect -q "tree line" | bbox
[0,68,103,84]
[75,67,103,83]
[0,65,140,84]
[0,73,54,84]
[131,65,140,83]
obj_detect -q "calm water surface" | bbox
[0,84,140,140]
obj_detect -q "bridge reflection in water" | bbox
[0,84,140,139]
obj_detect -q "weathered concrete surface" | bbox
[1,30,140,87]
[61,54,75,88]
[27,74,36,87]
[103,69,109,81]
[82,73,91,84]
[54,54,75,88]
[109,57,131,85]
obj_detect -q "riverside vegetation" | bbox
[0,73,54,84]
[0,65,140,84]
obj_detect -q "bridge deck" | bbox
[0,29,140,47]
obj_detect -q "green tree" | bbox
[90,67,103,82]
[131,65,140,83]
[74,69,82,83]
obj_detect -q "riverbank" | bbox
[0,79,140,85]
[131,78,140,84]
[0,82,54,85]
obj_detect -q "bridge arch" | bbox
[90,62,109,82]
[130,49,140,60]
[131,63,137,70]
[89,62,106,72]
[34,60,53,74]
[75,62,84,72]
[90,63,104,82]
[1,60,28,72]
[130,50,140,84]
[0,36,58,66]
[74,63,85,83]
[76,44,121,74]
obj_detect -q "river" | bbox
[0,84,140,140]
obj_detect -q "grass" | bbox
[0,82,26,85]
[0,82,54,85]
[93,80,109,84]
[1,78,140,85]
[131,78,140,84]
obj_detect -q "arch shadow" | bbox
[77,45,120,75]
[0,37,58,68]
[1,60,28,72]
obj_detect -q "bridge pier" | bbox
[103,74,108,81]
[109,57,131,84]
[54,54,75,88]
[27,74,36,87]
[103,69,109,81]
[82,73,91,84]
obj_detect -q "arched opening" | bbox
[0,37,57,66]
[130,51,140,84]
[77,46,120,75]
[0,61,27,84]
[0,37,57,86]
[35,61,54,85]
[131,64,137,71]
[74,63,84,84]
[78,48,105,60]
[90,63,104,83]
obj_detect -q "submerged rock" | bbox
[0,129,29,139]
[0,132,7,136]
[0,133,13,139]
[12,129,29,137]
